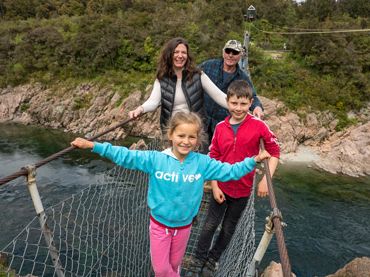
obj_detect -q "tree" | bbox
[297,0,338,21]
[0,0,5,17]
[250,0,298,26]
[337,0,370,18]
[2,0,37,19]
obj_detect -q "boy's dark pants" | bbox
[195,193,249,263]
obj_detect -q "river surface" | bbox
[0,123,369,277]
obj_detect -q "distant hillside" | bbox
[0,0,369,128]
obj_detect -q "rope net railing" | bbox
[0,138,257,277]
[0,145,155,277]
[213,184,256,277]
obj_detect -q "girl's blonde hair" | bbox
[166,111,205,147]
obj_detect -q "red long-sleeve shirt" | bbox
[209,114,280,198]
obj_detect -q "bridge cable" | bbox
[260,138,292,277]
[0,117,136,186]
[251,23,370,35]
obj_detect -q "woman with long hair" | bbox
[129,37,227,132]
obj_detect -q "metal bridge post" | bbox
[240,30,250,73]
[25,165,65,277]
[246,214,275,276]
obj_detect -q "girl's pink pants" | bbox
[149,218,192,277]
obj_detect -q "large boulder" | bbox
[316,122,370,176]
[261,257,370,277]
[0,84,40,124]
[261,96,337,154]
[261,261,296,277]
[326,257,370,277]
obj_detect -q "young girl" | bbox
[71,112,270,277]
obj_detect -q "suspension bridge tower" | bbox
[240,5,256,74]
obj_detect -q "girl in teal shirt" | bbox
[71,111,270,277]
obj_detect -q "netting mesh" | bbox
[1,139,256,277]
[215,187,255,277]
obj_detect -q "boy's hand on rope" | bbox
[211,180,225,204]
[254,149,271,163]
[257,179,269,198]
[71,138,94,149]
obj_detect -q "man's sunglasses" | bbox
[224,48,240,55]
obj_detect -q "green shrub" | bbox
[19,102,30,112]
[72,93,93,110]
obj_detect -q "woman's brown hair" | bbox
[156,37,200,81]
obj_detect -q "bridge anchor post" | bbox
[24,165,65,277]
[246,213,277,276]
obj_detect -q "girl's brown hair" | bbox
[166,111,205,148]
[156,37,200,81]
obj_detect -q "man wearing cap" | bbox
[199,39,264,142]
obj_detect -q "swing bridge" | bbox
[0,118,292,277]
[2,7,369,276]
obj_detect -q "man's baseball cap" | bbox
[223,40,243,52]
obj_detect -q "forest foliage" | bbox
[0,0,369,129]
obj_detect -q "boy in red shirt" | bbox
[187,80,280,277]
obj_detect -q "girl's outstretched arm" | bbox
[71,138,94,149]
[204,149,271,182]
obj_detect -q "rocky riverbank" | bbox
[262,257,370,277]
[1,83,369,177]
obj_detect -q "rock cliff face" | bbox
[260,96,370,176]
[0,83,161,140]
[1,84,369,177]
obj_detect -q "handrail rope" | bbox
[0,117,136,186]
[251,23,370,35]
[251,20,370,32]
[260,138,292,277]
